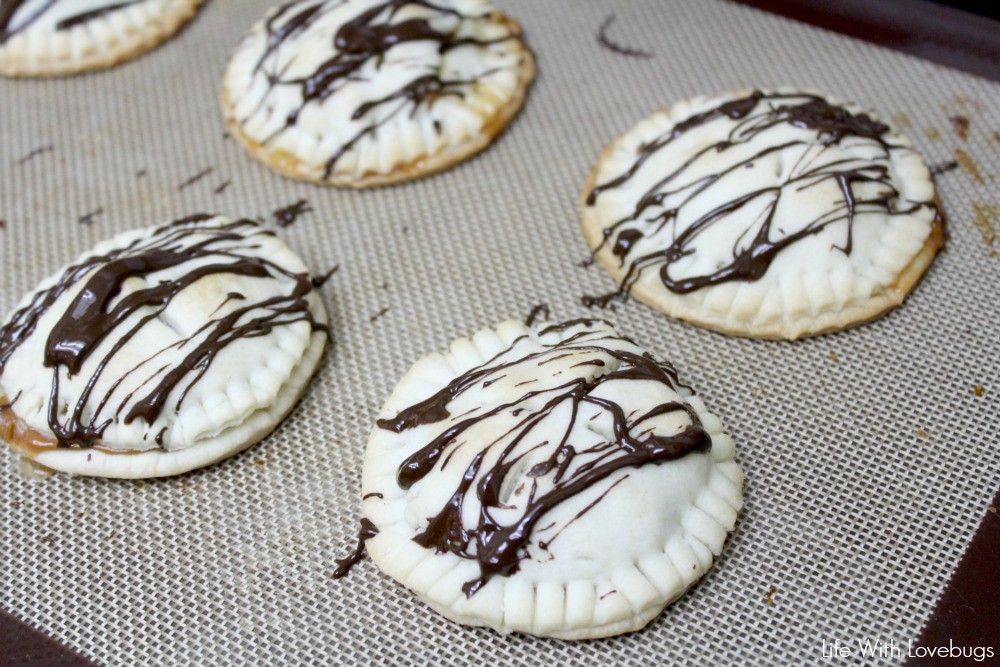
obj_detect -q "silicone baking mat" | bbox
[1,0,998,664]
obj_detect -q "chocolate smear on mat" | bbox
[178,167,214,191]
[949,115,970,141]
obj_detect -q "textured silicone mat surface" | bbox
[1,0,998,664]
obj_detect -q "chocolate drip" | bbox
[1,0,138,43]
[43,254,268,374]
[78,207,103,226]
[583,91,940,304]
[333,518,379,578]
[311,264,339,288]
[0,216,326,449]
[178,167,214,191]
[244,0,516,178]
[273,199,311,227]
[596,14,651,59]
[930,160,958,176]
[524,303,550,327]
[15,144,53,166]
[377,321,710,596]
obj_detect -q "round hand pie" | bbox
[222,0,535,187]
[582,89,945,339]
[358,318,744,638]
[0,215,328,478]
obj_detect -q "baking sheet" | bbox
[1,0,998,664]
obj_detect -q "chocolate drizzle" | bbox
[1,0,139,43]
[240,0,518,178]
[0,215,326,449]
[583,91,939,305]
[374,319,710,596]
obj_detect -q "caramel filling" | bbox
[0,396,141,458]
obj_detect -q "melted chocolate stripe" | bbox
[56,1,139,30]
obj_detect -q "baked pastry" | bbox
[0,0,203,77]
[222,0,535,188]
[582,89,945,339]
[0,215,328,478]
[358,318,743,638]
